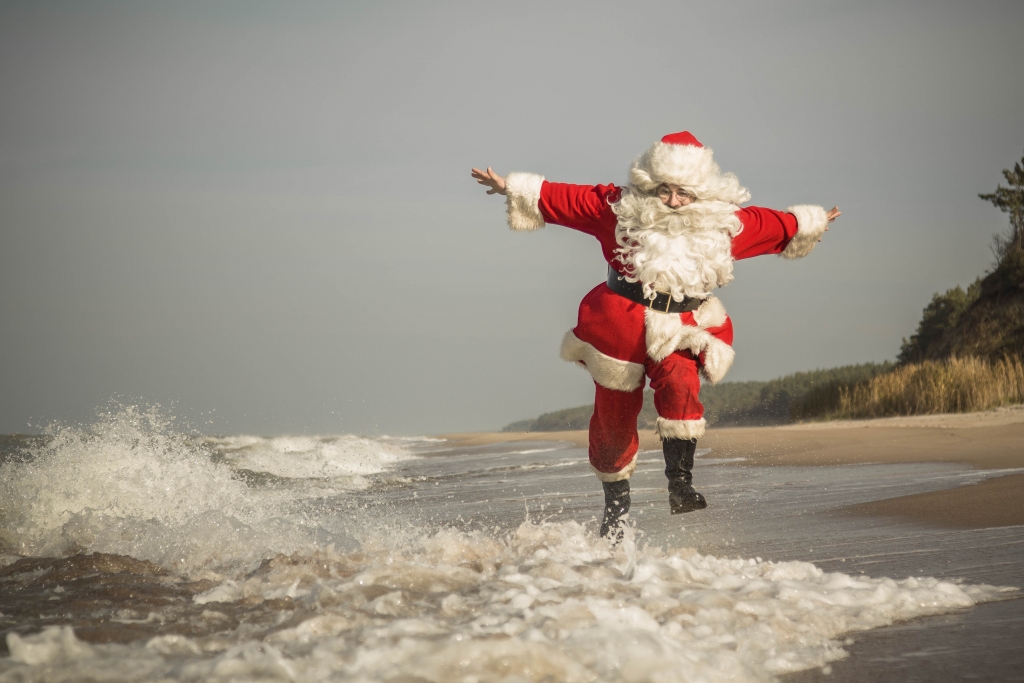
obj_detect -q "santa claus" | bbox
[472,131,839,538]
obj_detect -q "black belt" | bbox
[606,266,704,313]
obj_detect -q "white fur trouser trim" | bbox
[644,307,735,384]
[781,204,828,259]
[591,451,639,482]
[504,172,546,232]
[560,331,645,392]
[656,417,706,441]
[700,337,736,385]
[692,295,727,329]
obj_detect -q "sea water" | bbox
[0,406,1017,682]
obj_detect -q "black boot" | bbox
[663,438,707,514]
[599,479,631,540]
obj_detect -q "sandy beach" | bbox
[442,404,1024,530]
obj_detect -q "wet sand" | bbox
[441,404,1024,529]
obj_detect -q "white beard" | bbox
[610,189,741,301]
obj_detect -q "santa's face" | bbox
[656,183,695,209]
[610,186,741,300]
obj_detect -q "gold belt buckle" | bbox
[647,291,674,313]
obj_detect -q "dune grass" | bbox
[792,355,1024,420]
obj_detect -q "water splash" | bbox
[0,521,1012,682]
[0,406,405,575]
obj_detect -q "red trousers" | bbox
[589,349,704,476]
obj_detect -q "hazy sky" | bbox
[2,0,1022,436]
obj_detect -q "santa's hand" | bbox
[820,206,841,241]
[471,167,507,195]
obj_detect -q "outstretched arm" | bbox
[732,204,841,260]
[471,165,620,236]
[472,166,546,231]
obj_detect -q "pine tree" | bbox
[897,279,982,364]
[979,151,1024,261]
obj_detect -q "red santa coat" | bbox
[504,174,829,396]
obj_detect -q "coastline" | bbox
[440,404,1024,529]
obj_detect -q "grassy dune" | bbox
[793,355,1024,420]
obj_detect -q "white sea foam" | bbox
[206,433,408,480]
[511,447,561,455]
[0,407,404,575]
[0,522,1012,683]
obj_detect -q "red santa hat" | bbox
[660,131,704,148]
[628,131,750,205]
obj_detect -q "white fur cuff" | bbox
[699,337,736,385]
[656,417,706,441]
[592,451,639,482]
[781,204,828,259]
[504,172,546,232]
[692,296,727,329]
[560,331,645,392]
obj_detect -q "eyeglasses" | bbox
[656,186,696,202]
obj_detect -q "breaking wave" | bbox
[0,406,409,575]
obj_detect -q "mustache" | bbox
[631,196,739,229]
[632,198,704,233]
[611,186,743,245]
